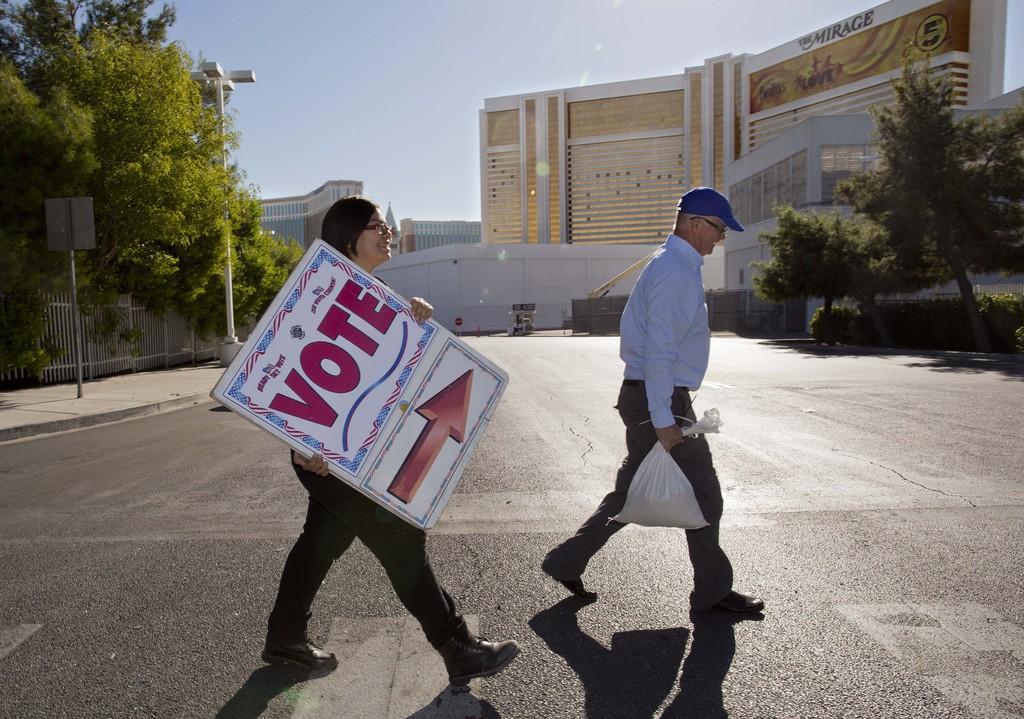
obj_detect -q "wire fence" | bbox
[572,291,806,335]
[1,292,218,385]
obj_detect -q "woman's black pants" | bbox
[268,463,459,647]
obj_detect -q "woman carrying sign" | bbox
[262,196,520,685]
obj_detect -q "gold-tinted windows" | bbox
[547,96,561,243]
[567,135,684,244]
[487,110,520,146]
[525,100,537,243]
[689,73,703,189]
[713,62,724,190]
[568,91,684,140]
[733,62,743,161]
[485,150,522,243]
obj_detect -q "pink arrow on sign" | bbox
[388,369,475,504]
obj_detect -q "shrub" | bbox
[809,305,857,344]
[830,294,1024,352]
[977,294,1024,353]
[877,298,973,350]
[1015,326,1024,354]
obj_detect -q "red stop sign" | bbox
[455,317,463,327]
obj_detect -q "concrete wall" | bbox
[376,243,679,334]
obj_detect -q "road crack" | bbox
[563,422,594,465]
[834,449,979,507]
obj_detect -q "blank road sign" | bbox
[45,197,96,251]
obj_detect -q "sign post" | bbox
[45,198,95,399]
[211,240,508,529]
[454,316,463,337]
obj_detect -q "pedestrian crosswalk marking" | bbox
[839,603,1024,718]
[289,615,485,719]
[0,624,42,661]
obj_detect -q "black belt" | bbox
[622,379,691,391]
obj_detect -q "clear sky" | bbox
[165,0,1024,223]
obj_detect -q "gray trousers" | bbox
[542,382,734,610]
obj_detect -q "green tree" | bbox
[50,31,230,319]
[0,59,95,373]
[1,0,174,83]
[840,61,1024,352]
[2,13,301,375]
[754,206,859,344]
[182,188,304,336]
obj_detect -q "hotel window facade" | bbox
[820,144,877,203]
[399,220,481,253]
[483,85,688,245]
[729,150,808,227]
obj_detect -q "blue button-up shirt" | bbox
[620,234,709,428]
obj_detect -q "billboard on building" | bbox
[749,0,970,114]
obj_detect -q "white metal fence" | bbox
[1,293,218,384]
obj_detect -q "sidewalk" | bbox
[0,363,226,443]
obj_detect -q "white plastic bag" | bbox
[681,408,723,438]
[613,443,709,529]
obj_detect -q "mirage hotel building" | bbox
[479,0,1009,286]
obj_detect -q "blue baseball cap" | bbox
[676,187,745,232]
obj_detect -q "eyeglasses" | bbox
[694,216,727,235]
[364,222,393,236]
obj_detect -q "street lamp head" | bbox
[200,61,225,79]
[228,70,256,83]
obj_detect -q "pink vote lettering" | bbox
[300,341,360,394]
[268,279,402,428]
[269,369,339,426]
[336,279,398,333]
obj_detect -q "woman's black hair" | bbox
[320,195,379,259]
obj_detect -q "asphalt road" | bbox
[1,336,1022,719]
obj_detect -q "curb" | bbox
[757,339,1024,363]
[0,392,216,443]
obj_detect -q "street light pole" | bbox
[191,61,255,365]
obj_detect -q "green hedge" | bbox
[812,294,1024,352]
[809,306,857,343]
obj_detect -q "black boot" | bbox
[435,619,520,685]
[262,612,338,671]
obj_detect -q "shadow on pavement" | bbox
[405,685,501,718]
[761,341,1024,379]
[215,665,500,719]
[213,663,309,719]
[529,597,690,718]
[659,611,759,719]
[209,405,232,412]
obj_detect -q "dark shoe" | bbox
[709,590,765,614]
[436,621,520,685]
[262,639,339,671]
[557,578,598,602]
[264,611,338,671]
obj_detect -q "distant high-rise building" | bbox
[260,179,364,248]
[480,0,1007,249]
[399,219,481,254]
[385,204,400,255]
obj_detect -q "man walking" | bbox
[542,187,764,615]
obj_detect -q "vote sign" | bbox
[211,240,508,529]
